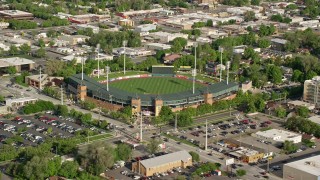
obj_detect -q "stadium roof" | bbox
[68,74,238,105]
[140,150,191,168]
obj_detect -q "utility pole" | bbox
[175,113,178,132]
[97,44,100,79]
[219,46,223,82]
[60,85,63,105]
[39,66,42,91]
[140,112,143,142]
[267,145,270,172]
[205,119,208,151]
[123,40,127,75]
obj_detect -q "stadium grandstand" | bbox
[68,73,238,116]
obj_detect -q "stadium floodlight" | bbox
[97,44,100,79]
[106,66,110,91]
[123,40,127,75]
[226,61,231,85]
[81,58,84,81]
[192,69,197,94]
[219,46,224,82]
[194,42,198,70]
[39,66,42,91]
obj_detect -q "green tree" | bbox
[80,113,92,125]
[58,161,79,179]
[244,11,255,22]
[159,106,174,124]
[6,66,17,75]
[177,112,193,127]
[251,0,260,5]
[236,169,246,177]
[8,45,19,56]
[147,138,162,154]
[35,48,46,58]
[115,143,132,161]
[189,151,200,162]
[291,70,304,82]
[283,140,298,154]
[258,38,270,48]
[275,106,286,118]
[243,47,256,60]
[0,95,4,102]
[297,106,310,118]
[23,156,48,180]
[55,105,69,117]
[20,43,31,55]
[38,39,45,48]
[79,141,115,175]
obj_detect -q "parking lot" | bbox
[0,113,100,147]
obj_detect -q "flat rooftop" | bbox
[0,57,35,68]
[256,129,301,142]
[0,10,33,16]
[308,115,320,125]
[284,155,320,176]
[140,150,191,168]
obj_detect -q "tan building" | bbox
[0,10,33,20]
[303,76,320,105]
[0,57,35,74]
[228,147,264,163]
[6,97,38,111]
[118,19,134,27]
[283,155,320,180]
[132,150,192,177]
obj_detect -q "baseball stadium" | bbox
[67,66,238,116]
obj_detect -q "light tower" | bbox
[39,66,42,91]
[226,61,231,85]
[106,66,110,91]
[97,43,100,79]
[81,58,84,80]
[219,46,224,82]
[123,40,127,75]
[174,113,178,132]
[140,112,143,142]
[192,42,198,94]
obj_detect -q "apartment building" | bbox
[303,76,320,104]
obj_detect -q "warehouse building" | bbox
[0,10,33,20]
[0,57,35,75]
[283,155,320,180]
[132,150,192,177]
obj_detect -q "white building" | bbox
[283,155,320,180]
[112,47,152,57]
[6,97,38,111]
[308,115,320,125]
[149,31,188,43]
[144,43,171,51]
[254,129,302,144]
[135,24,157,33]
[0,22,9,29]
[303,76,320,105]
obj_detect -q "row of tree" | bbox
[285,116,320,138]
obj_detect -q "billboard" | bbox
[225,158,234,166]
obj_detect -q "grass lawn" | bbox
[94,71,149,80]
[88,133,112,142]
[110,77,204,94]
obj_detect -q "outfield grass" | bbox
[110,77,204,94]
[177,72,218,83]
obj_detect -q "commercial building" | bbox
[303,76,320,105]
[0,22,9,29]
[0,10,33,20]
[0,57,35,74]
[76,24,99,34]
[6,97,38,111]
[144,43,171,51]
[149,32,188,43]
[283,155,320,180]
[132,150,192,177]
[135,24,157,33]
[287,100,315,110]
[228,147,264,163]
[112,47,152,57]
[58,35,90,45]
[254,129,302,144]
[25,74,64,90]
[308,115,320,125]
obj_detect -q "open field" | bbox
[109,77,204,94]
